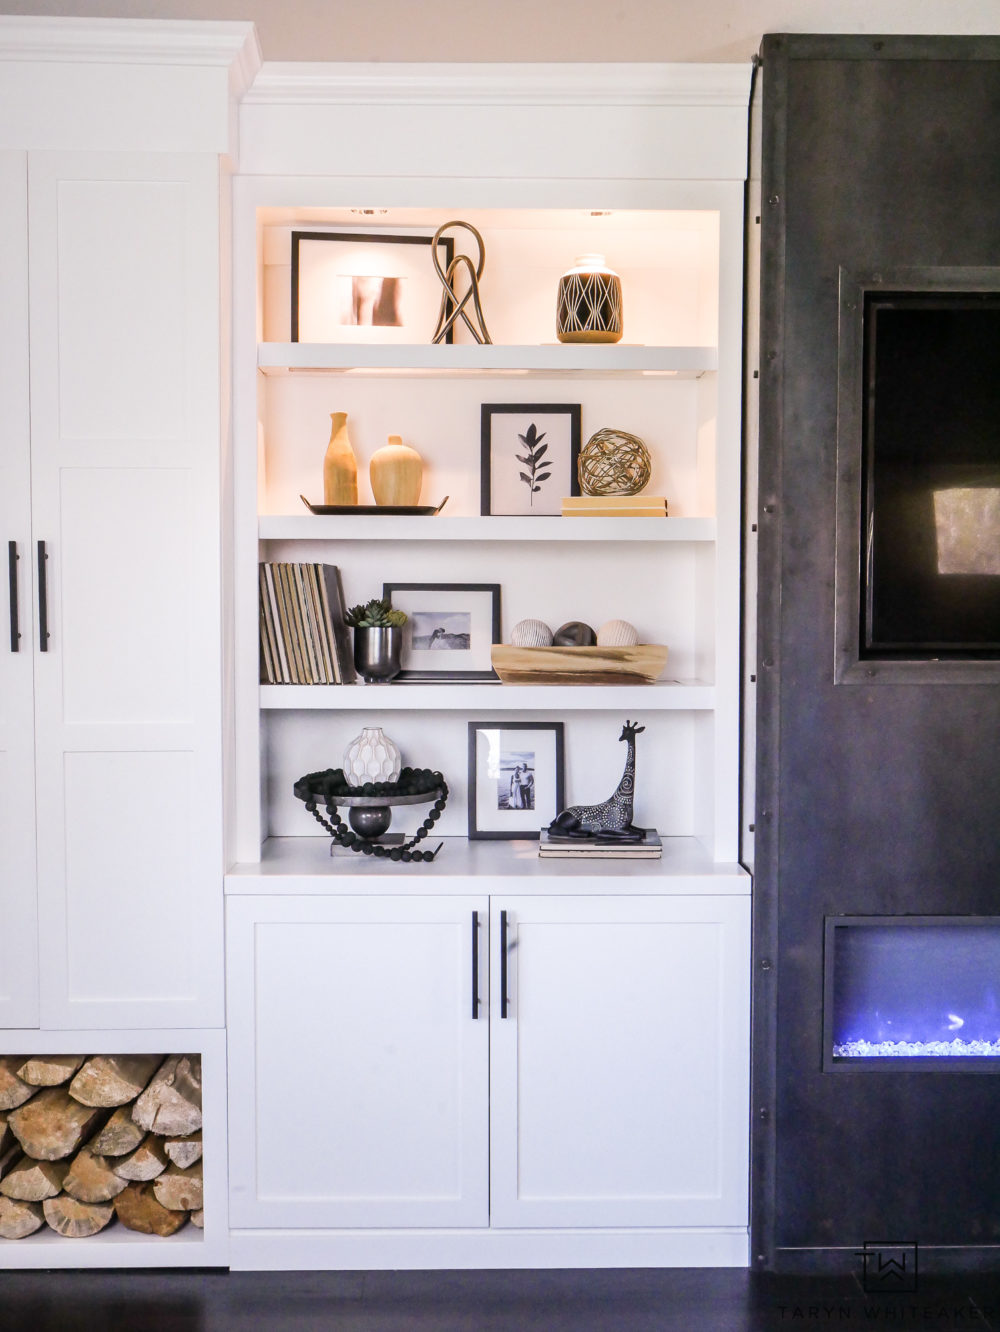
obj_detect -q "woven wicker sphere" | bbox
[578,428,651,497]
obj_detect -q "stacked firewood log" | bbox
[0,1054,203,1240]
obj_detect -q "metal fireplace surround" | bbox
[753,33,1000,1274]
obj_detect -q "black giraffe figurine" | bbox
[548,719,646,841]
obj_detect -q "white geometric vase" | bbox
[343,726,402,786]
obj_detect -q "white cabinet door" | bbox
[490,894,750,1229]
[26,152,225,1029]
[0,151,39,1028]
[227,894,490,1230]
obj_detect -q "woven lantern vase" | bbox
[578,428,651,497]
[556,254,623,344]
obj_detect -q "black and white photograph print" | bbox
[291,230,455,344]
[383,582,501,681]
[468,721,565,839]
[481,403,582,516]
[410,610,472,651]
[497,745,536,811]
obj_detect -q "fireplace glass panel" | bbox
[862,292,1000,657]
[824,916,1000,1070]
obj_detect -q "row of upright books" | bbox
[259,562,355,684]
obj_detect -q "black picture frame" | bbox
[480,403,582,516]
[291,229,454,344]
[383,582,501,682]
[467,720,566,839]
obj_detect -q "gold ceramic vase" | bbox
[323,411,358,506]
[369,435,423,506]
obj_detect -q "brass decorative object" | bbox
[578,427,651,496]
[430,220,492,345]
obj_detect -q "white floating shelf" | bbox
[259,514,716,542]
[260,681,714,711]
[257,342,717,378]
[225,836,751,895]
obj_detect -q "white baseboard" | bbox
[229,1226,750,1270]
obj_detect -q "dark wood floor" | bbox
[2,1269,1000,1331]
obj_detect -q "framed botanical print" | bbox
[467,721,566,839]
[383,582,501,682]
[481,403,582,516]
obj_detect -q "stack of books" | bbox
[259,562,355,684]
[561,494,668,518]
[538,829,663,859]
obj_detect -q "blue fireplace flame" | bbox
[830,921,1000,1058]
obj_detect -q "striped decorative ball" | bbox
[510,619,554,647]
[597,619,639,647]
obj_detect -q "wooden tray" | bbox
[490,644,668,685]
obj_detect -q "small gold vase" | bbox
[323,411,358,506]
[369,435,423,507]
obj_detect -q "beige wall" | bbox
[1,0,997,62]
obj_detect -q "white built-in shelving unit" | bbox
[223,62,753,1271]
[232,178,748,864]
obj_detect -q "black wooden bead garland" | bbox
[296,766,447,862]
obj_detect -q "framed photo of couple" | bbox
[467,721,566,840]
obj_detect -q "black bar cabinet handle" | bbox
[471,911,480,1019]
[8,541,19,652]
[37,541,49,652]
[500,909,509,1019]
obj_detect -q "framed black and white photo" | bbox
[383,582,501,682]
[291,230,454,344]
[467,721,565,839]
[481,403,582,516]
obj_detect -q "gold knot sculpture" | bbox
[578,428,651,496]
[431,220,492,345]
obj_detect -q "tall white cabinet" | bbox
[225,63,752,1270]
[0,17,258,1269]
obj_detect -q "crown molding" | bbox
[0,17,261,87]
[245,61,752,109]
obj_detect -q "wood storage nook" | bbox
[0,1055,203,1242]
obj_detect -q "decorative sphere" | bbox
[553,621,597,647]
[510,618,554,647]
[349,805,393,839]
[597,619,640,647]
[578,428,651,496]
